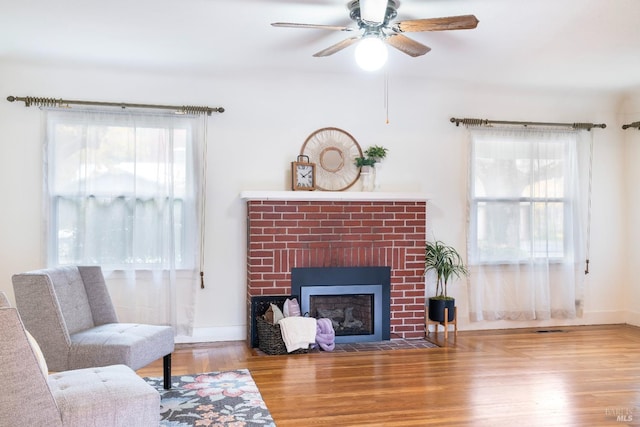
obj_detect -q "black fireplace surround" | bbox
[291,266,391,343]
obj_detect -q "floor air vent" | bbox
[536,329,567,333]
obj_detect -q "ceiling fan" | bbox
[272,0,479,62]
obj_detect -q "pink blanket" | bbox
[315,318,335,351]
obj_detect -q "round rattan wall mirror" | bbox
[300,127,363,191]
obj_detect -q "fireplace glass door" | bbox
[310,293,374,337]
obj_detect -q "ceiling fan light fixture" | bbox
[355,36,388,71]
[360,0,388,24]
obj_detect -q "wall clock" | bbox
[291,155,316,191]
[300,127,363,191]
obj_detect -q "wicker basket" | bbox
[250,295,292,348]
[256,315,309,355]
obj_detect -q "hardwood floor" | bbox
[137,324,640,426]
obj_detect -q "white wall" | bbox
[0,60,629,340]
[621,90,640,327]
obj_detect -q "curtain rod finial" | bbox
[6,96,16,102]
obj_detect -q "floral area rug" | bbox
[144,369,276,427]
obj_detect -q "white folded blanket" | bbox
[279,316,317,353]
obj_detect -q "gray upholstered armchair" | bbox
[0,291,160,427]
[12,265,174,389]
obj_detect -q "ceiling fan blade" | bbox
[385,34,431,57]
[392,14,479,33]
[271,22,355,31]
[313,36,362,57]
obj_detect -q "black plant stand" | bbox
[426,306,457,340]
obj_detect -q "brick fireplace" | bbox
[242,191,427,345]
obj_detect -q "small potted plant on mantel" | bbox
[355,145,388,167]
[424,240,468,323]
[355,145,388,191]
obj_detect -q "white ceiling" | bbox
[2,0,640,93]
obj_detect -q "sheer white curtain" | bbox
[467,127,589,321]
[44,109,206,335]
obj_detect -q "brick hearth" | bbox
[242,192,427,343]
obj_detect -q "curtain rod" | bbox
[450,117,606,130]
[6,95,225,116]
[622,121,640,130]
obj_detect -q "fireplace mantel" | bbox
[240,190,428,202]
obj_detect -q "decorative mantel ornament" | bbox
[360,165,376,192]
[291,155,316,191]
[300,127,363,191]
[355,145,388,191]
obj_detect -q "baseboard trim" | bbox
[175,326,245,344]
[456,309,628,332]
[626,310,640,326]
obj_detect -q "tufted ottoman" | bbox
[48,365,160,427]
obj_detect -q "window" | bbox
[469,129,578,264]
[466,127,587,321]
[46,110,201,269]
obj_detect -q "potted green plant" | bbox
[424,240,468,323]
[354,145,388,167]
[355,145,388,191]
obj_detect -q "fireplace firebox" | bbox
[310,292,373,337]
[292,266,391,343]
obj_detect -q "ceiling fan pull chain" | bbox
[384,71,390,124]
